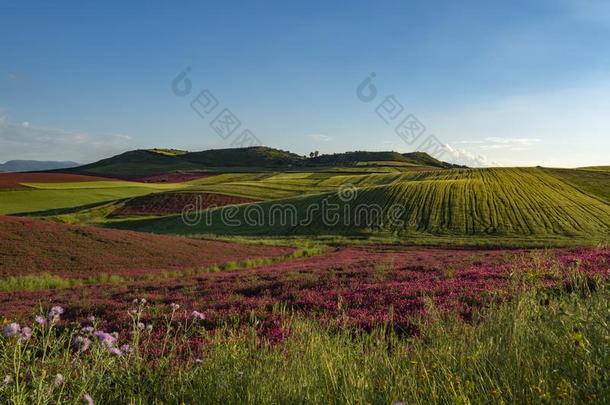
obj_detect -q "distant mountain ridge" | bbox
[0,160,80,172]
[65,146,464,177]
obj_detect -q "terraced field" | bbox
[1,164,608,246]
[112,168,610,246]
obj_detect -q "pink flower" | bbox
[108,347,122,356]
[191,310,206,321]
[83,394,94,405]
[170,303,180,311]
[81,326,94,334]
[2,323,20,338]
[34,316,47,325]
[120,344,132,354]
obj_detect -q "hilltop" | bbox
[64,147,457,177]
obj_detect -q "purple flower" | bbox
[83,394,94,405]
[81,326,94,334]
[87,315,96,322]
[191,310,206,321]
[108,347,122,356]
[94,331,116,347]
[34,315,47,325]
[3,323,20,338]
[120,344,132,354]
[19,327,32,341]
[48,306,64,322]
[74,336,92,352]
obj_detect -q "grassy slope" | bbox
[0,215,292,279]
[110,168,610,246]
[543,167,610,202]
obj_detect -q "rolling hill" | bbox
[65,147,455,177]
[2,146,607,247]
[109,167,610,246]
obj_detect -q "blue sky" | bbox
[1,0,609,167]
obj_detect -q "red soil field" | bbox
[0,172,111,190]
[2,243,606,332]
[0,216,292,278]
[111,192,257,216]
[133,171,219,183]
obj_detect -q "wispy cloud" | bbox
[456,137,543,151]
[0,115,132,163]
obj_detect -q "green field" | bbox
[104,168,610,246]
[0,181,187,215]
[2,152,609,247]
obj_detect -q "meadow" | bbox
[1,249,609,404]
[1,148,609,404]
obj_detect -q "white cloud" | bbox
[0,116,132,163]
[443,144,498,167]
[307,133,333,142]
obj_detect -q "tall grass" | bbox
[0,245,325,293]
[1,274,609,404]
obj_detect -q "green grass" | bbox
[2,269,610,404]
[0,180,190,215]
[22,180,187,190]
[4,166,609,247]
[110,168,610,246]
[544,167,610,202]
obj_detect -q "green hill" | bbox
[66,147,455,177]
[182,146,303,167]
[109,168,610,246]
